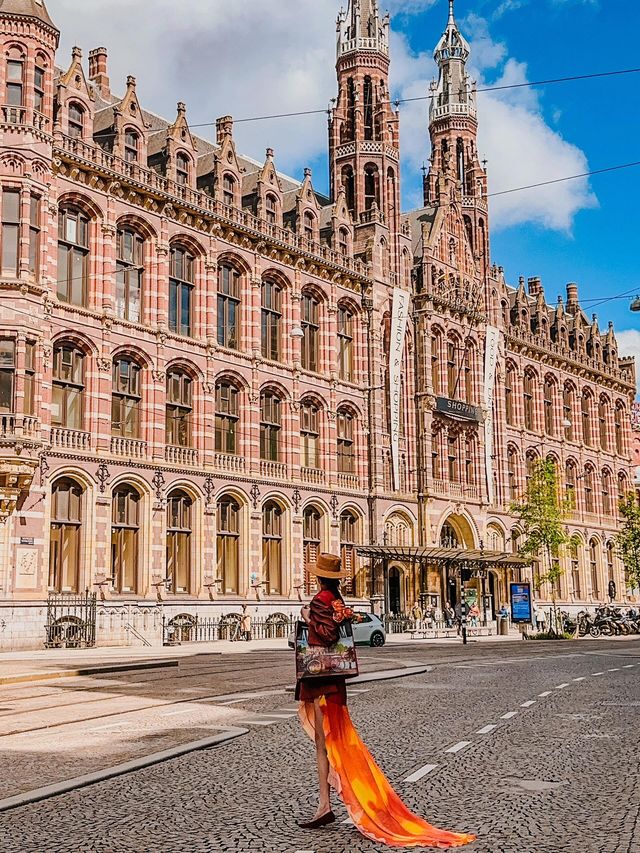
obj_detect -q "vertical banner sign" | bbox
[390,288,410,491]
[483,325,500,506]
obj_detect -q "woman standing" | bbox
[296,553,476,848]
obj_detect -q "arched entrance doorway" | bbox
[439,514,477,613]
[389,566,403,615]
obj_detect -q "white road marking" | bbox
[445,741,471,754]
[161,708,191,717]
[501,711,518,719]
[572,677,586,682]
[215,698,250,706]
[477,724,498,734]
[555,683,570,689]
[259,712,298,719]
[348,688,371,694]
[623,664,635,668]
[89,721,132,732]
[592,672,604,676]
[521,700,536,707]
[405,764,438,782]
[538,691,552,697]
[454,653,581,668]
[607,668,620,672]
[342,817,354,825]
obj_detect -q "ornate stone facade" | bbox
[0,0,635,647]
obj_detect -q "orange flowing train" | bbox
[299,697,476,849]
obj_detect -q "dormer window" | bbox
[68,103,84,139]
[124,130,139,163]
[222,174,236,207]
[303,211,315,241]
[34,62,45,113]
[265,194,277,225]
[176,153,189,186]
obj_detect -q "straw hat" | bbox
[308,552,350,579]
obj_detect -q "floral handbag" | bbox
[295,618,359,681]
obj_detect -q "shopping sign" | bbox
[510,582,532,624]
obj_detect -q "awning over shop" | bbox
[355,545,529,569]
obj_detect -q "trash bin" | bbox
[498,616,509,636]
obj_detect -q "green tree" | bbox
[616,492,640,591]
[510,458,573,635]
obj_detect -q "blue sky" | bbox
[50,0,639,382]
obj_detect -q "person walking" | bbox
[240,603,252,641]
[469,602,480,627]
[296,553,475,848]
[445,603,455,629]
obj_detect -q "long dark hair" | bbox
[319,576,344,602]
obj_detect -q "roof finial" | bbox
[449,0,455,24]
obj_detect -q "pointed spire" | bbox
[430,0,475,122]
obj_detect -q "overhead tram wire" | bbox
[0,65,634,144]
[195,67,640,126]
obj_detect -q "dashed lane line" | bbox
[501,711,518,719]
[445,741,471,754]
[404,764,438,782]
[539,691,552,697]
[476,724,498,734]
[555,683,570,689]
[573,677,586,682]
[89,721,132,732]
[608,668,620,672]
[623,664,635,668]
[521,700,536,707]
[592,672,604,676]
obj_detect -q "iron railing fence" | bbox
[163,614,296,645]
[45,591,97,649]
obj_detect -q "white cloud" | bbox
[47,0,596,232]
[616,330,640,395]
[52,0,341,172]
[460,14,596,230]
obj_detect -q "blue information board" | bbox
[510,582,532,624]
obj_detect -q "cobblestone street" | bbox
[0,638,638,852]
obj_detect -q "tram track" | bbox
[0,656,295,708]
[0,684,290,738]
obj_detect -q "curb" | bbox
[285,664,429,692]
[0,726,248,813]
[0,659,179,686]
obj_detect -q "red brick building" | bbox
[0,0,635,647]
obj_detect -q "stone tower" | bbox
[425,0,489,275]
[329,0,404,278]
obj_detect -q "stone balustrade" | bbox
[51,427,91,451]
[301,467,326,485]
[165,445,199,466]
[260,460,287,480]
[212,452,246,473]
[110,437,147,459]
[337,472,359,490]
